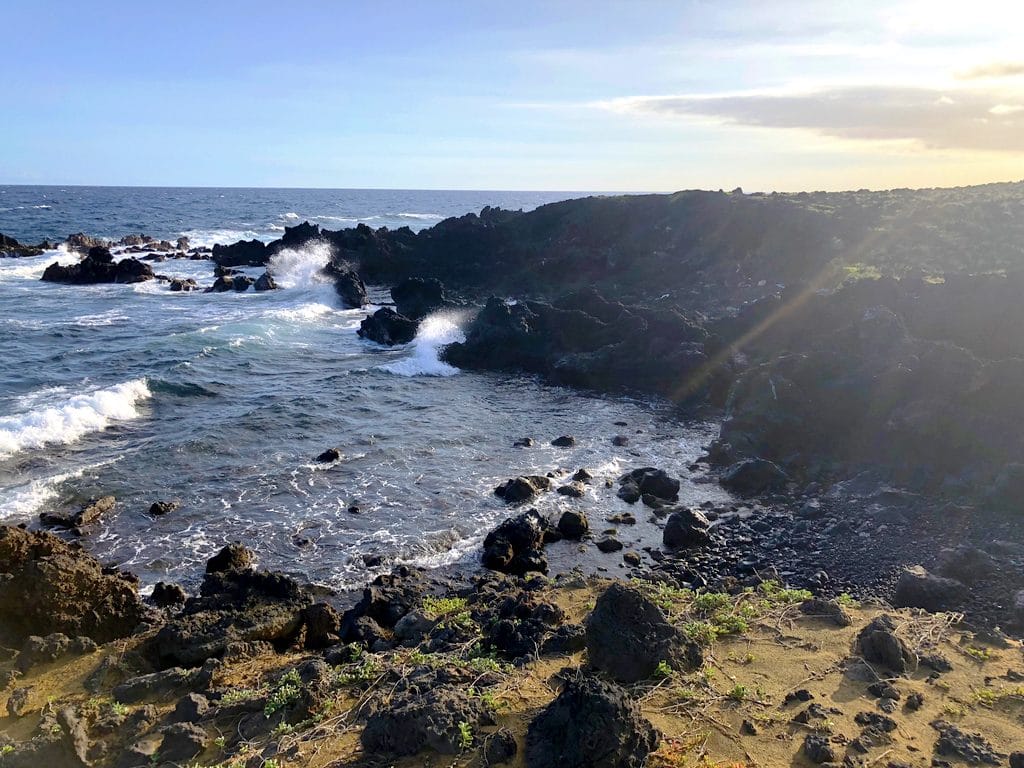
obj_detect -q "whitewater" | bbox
[0,189,728,592]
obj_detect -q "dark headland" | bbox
[3,182,1024,767]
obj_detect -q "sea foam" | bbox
[380,312,466,377]
[0,379,152,456]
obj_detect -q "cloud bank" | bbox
[599,86,1024,152]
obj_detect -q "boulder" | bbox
[315,448,342,463]
[482,510,549,576]
[494,475,551,504]
[556,481,586,498]
[619,468,679,501]
[596,537,623,553]
[936,546,999,585]
[551,435,576,448]
[171,693,209,724]
[159,722,209,762]
[856,615,917,673]
[211,239,267,267]
[205,543,254,574]
[253,272,277,291]
[148,500,179,516]
[893,566,968,612]
[585,583,701,682]
[151,582,187,608]
[358,308,418,345]
[206,274,254,292]
[41,247,155,285]
[557,510,589,539]
[0,526,144,646]
[662,508,711,549]
[169,278,197,292]
[391,277,452,321]
[324,262,367,308]
[0,233,44,258]
[525,676,658,768]
[39,495,115,532]
[719,458,788,496]
[361,683,491,755]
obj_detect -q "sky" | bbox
[2,0,1024,191]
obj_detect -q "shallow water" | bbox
[1,189,731,592]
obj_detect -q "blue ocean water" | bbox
[0,186,597,246]
[0,187,728,592]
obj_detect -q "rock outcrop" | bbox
[41,247,154,284]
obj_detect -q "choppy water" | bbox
[0,188,729,592]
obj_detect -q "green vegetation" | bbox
[458,721,473,750]
[654,660,674,679]
[727,684,747,702]
[264,669,302,718]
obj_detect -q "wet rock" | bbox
[719,458,788,496]
[662,508,710,549]
[0,233,44,258]
[802,734,835,763]
[211,239,267,267]
[148,500,179,516]
[482,509,546,572]
[207,273,254,292]
[619,468,680,501]
[585,583,701,683]
[893,566,968,612]
[315,447,341,463]
[612,435,629,446]
[361,684,491,755]
[557,510,589,540]
[253,271,277,291]
[571,468,593,482]
[551,435,576,448]
[617,483,642,504]
[205,543,254,574]
[513,437,535,448]
[0,526,144,646]
[159,722,210,762]
[40,495,116,532]
[623,551,642,567]
[856,615,917,673]
[799,598,853,627]
[41,247,155,284]
[494,475,552,504]
[526,675,658,768]
[596,537,623,553]
[557,481,586,498]
[358,307,418,345]
[169,277,197,292]
[324,261,368,308]
[391,277,452,321]
[151,582,187,608]
[932,720,1002,764]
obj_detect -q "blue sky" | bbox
[3,0,1023,190]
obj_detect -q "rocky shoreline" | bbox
[1,526,1023,767]
[5,181,1024,763]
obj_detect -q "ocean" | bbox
[0,186,727,593]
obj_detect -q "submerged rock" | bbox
[526,675,658,768]
[39,495,115,533]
